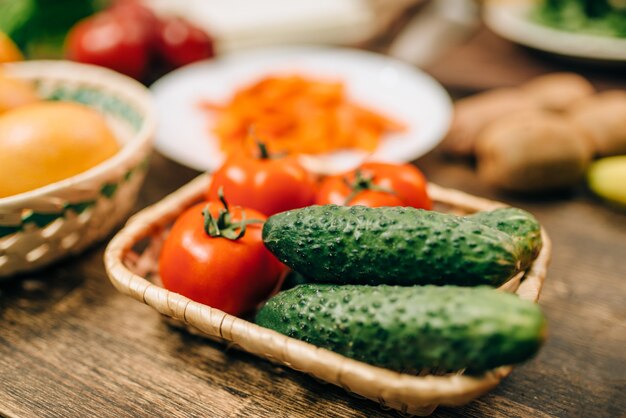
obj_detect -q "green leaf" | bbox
[0,0,36,48]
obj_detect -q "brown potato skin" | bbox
[441,88,536,157]
[441,72,596,158]
[568,90,626,157]
[521,72,595,112]
[476,110,593,193]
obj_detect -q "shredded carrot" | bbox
[199,75,406,156]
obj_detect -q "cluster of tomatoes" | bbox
[66,0,214,80]
[159,143,431,317]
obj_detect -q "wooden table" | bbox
[1,28,625,418]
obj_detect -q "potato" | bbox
[441,88,536,156]
[476,110,593,192]
[521,72,595,112]
[568,90,626,157]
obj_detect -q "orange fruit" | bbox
[0,102,120,198]
[0,74,39,115]
[0,32,23,63]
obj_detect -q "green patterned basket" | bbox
[0,61,155,278]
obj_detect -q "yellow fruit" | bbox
[0,32,23,63]
[0,102,120,198]
[0,74,40,115]
[588,156,626,207]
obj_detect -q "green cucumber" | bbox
[263,205,522,287]
[256,284,546,374]
[468,208,542,269]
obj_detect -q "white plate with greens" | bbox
[484,2,626,63]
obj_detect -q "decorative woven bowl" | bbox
[0,61,155,278]
[104,174,551,416]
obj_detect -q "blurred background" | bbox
[2,0,625,82]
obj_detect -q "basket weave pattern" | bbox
[104,174,551,416]
[0,61,154,278]
[0,162,148,276]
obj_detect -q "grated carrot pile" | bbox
[199,75,406,156]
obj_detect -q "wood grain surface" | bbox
[1,24,626,418]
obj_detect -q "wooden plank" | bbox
[1,153,625,417]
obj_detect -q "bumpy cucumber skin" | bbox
[468,208,543,270]
[256,284,546,374]
[263,205,521,287]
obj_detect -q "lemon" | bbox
[0,102,120,198]
[0,74,39,115]
[588,156,626,207]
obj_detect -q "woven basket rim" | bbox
[103,174,551,411]
[0,60,155,207]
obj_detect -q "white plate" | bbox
[151,46,452,174]
[484,3,626,63]
[145,0,378,52]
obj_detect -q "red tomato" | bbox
[110,1,160,47]
[316,162,432,209]
[66,12,149,79]
[316,177,404,208]
[159,200,285,316]
[156,17,215,69]
[207,143,316,216]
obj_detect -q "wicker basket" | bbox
[0,61,155,278]
[104,174,551,416]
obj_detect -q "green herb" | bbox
[531,0,626,38]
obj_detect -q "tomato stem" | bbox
[343,169,396,205]
[203,187,264,240]
[248,125,271,159]
[257,141,270,159]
